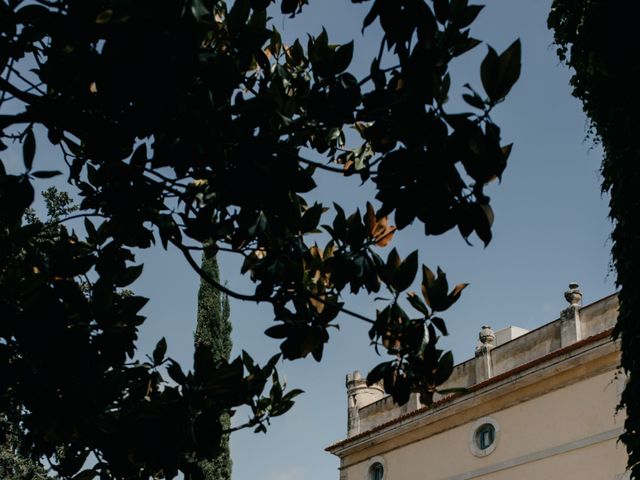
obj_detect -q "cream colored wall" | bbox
[343,369,626,480]
[475,440,624,480]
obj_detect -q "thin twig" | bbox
[296,156,345,173]
[43,212,108,230]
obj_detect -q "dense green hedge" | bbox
[548,1,640,476]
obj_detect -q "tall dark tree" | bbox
[1,187,77,479]
[0,0,519,478]
[548,1,640,476]
[194,251,232,480]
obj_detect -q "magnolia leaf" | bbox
[431,316,448,336]
[153,337,167,365]
[392,250,418,292]
[23,128,35,171]
[407,291,430,316]
[434,350,454,385]
[31,170,62,178]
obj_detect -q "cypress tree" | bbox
[194,249,232,480]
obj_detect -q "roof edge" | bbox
[326,327,615,453]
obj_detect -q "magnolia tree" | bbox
[0,0,519,478]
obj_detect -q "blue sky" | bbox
[134,1,614,479]
[5,1,614,479]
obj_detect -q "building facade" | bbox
[327,286,627,480]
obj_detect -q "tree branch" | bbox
[171,237,263,302]
[0,112,33,129]
[296,154,346,173]
[0,75,43,105]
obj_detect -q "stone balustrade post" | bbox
[560,282,583,347]
[475,325,495,383]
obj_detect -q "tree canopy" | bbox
[548,1,640,476]
[0,0,519,478]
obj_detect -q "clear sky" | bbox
[7,0,613,479]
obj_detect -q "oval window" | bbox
[475,423,496,450]
[469,417,500,457]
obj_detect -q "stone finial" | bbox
[560,283,583,346]
[564,282,583,307]
[475,325,495,356]
[475,325,495,382]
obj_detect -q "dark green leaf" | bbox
[454,5,483,28]
[301,203,323,232]
[367,361,390,385]
[386,248,401,270]
[421,266,452,311]
[115,264,144,287]
[434,350,454,385]
[495,39,521,100]
[281,0,299,15]
[433,0,450,24]
[480,46,499,101]
[392,250,418,292]
[31,170,62,178]
[167,360,186,384]
[265,324,289,339]
[481,40,521,102]
[282,388,304,401]
[362,0,381,31]
[476,204,494,247]
[462,93,485,109]
[312,343,324,361]
[447,282,468,307]
[431,316,448,336]
[333,41,354,74]
[23,128,35,171]
[153,337,167,364]
[407,291,430,316]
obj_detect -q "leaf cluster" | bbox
[0,0,519,477]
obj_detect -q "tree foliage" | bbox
[0,408,48,480]
[194,251,232,480]
[0,193,62,480]
[0,0,519,478]
[548,1,640,476]
[2,188,76,480]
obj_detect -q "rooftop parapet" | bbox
[346,286,619,435]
